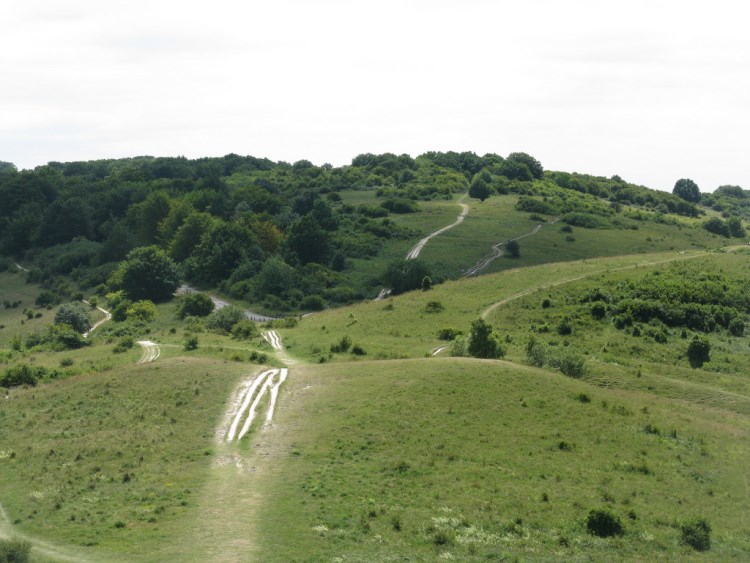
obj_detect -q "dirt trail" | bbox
[406,199,470,260]
[465,220,557,277]
[14,263,29,273]
[178,285,276,322]
[136,340,161,363]
[82,302,111,338]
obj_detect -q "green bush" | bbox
[585,509,624,537]
[54,302,92,333]
[468,318,504,358]
[1,364,43,388]
[184,335,199,351]
[0,537,32,562]
[230,320,258,340]
[176,292,215,319]
[680,517,711,551]
[205,305,246,333]
[687,336,711,368]
[437,328,461,341]
[300,294,326,311]
[330,335,352,353]
[424,301,444,313]
[125,300,157,322]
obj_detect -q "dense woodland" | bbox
[0,152,743,315]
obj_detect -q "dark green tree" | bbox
[383,259,432,295]
[469,177,492,201]
[726,216,746,238]
[190,221,262,284]
[112,246,180,302]
[507,152,544,179]
[687,336,711,368]
[673,178,700,202]
[176,292,215,318]
[286,215,330,265]
[506,239,520,258]
[54,302,92,333]
[467,318,504,358]
[499,159,533,182]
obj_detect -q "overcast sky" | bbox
[2,0,748,192]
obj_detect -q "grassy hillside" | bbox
[2,156,749,561]
[250,359,750,561]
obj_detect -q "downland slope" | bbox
[1,161,749,560]
[2,249,749,560]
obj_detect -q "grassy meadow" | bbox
[1,194,750,561]
[250,359,750,561]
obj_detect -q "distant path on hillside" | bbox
[82,301,111,338]
[406,197,470,260]
[14,263,29,273]
[376,196,469,299]
[465,219,557,277]
[178,285,276,322]
[481,250,712,320]
[136,340,161,363]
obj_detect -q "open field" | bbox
[1,218,749,560]
[250,358,750,561]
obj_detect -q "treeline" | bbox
[0,152,507,312]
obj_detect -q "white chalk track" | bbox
[226,368,288,442]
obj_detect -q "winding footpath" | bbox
[81,302,112,338]
[406,198,470,260]
[464,219,557,277]
[178,285,276,322]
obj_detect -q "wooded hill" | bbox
[1,151,733,317]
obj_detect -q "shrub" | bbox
[230,320,258,340]
[176,292,214,318]
[35,291,59,307]
[506,239,520,258]
[125,300,157,322]
[1,365,42,388]
[437,328,461,341]
[330,335,352,353]
[556,318,573,335]
[687,336,711,368]
[54,302,92,333]
[585,509,624,537]
[184,336,199,351]
[449,336,468,357]
[525,337,547,367]
[0,538,32,562]
[351,344,367,356]
[680,517,711,551]
[468,318,504,358]
[424,300,444,313]
[300,294,326,311]
[249,351,268,364]
[728,317,745,337]
[553,347,587,378]
[591,302,607,320]
[113,337,135,353]
[205,305,246,333]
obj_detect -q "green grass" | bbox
[279,249,719,364]
[0,357,253,561]
[251,358,750,561]
[420,196,728,279]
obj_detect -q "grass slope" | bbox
[0,357,251,561]
[252,358,750,561]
